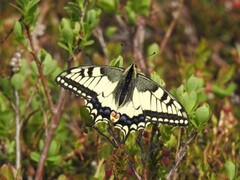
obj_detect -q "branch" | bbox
[25,25,54,112]
[133,16,147,73]
[35,89,68,180]
[14,89,21,169]
[0,28,13,45]
[92,126,118,148]
[93,27,109,63]
[120,145,142,180]
[160,0,184,52]
[166,132,197,180]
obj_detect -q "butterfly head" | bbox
[123,63,138,78]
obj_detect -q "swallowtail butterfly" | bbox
[56,63,189,138]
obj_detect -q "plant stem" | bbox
[160,0,184,52]
[94,27,109,63]
[35,89,68,180]
[25,25,54,112]
[133,16,146,74]
[166,132,197,180]
[14,89,21,169]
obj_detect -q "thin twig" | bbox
[35,89,68,180]
[92,126,118,148]
[160,0,184,52]
[166,132,197,180]
[128,160,142,180]
[0,28,13,45]
[115,15,130,42]
[120,145,142,180]
[143,126,161,163]
[21,109,40,129]
[133,16,146,73]
[93,27,109,63]
[25,25,54,112]
[14,89,21,169]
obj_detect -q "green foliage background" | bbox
[0,0,239,179]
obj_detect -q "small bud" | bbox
[162,149,170,157]
[202,129,208,135]
[162,157,171,167]
[125,167,133,176]
[205,84,212,93]
[105,168,112,178]
[223,105,232,114]
[142,130,149,138]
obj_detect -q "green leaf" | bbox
[98,143,113,159]
[63,28,74,46]
[80,106,94,126]
[30,151,41,162]
[13,21,26,45]
[0,93,7,111]
[97,0,118,13]
[125,6,136,24]
[195,39,211,69]
[0,164,15,180]
[224,160,236,180]
[57,174,68,180]
[212,83,237,97]
[22,0,40,25]
[57,42,71,52]
[125,0,151,23]
[195,103,211,128]
[186,75,204,93]
[165,134,177,148]
[40,51,57,75]
[30,61,38,75]
[218,65,235,85]
[48,140,59,156]
[109,55,123,67]
[147,43,160,60]
[25,0,40,13]
[13,21,23,37]
[39,139,44,151]
[81,39,95,46]
[0,78,12,95]
[150,71,165,87]
[182,91,197,113]
[11,73,25,90]
[16,0,26,7]
[105,26,117,38]
[84,9,101,31]
[47,155,61,164]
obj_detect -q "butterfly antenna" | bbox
[134,52,156,64]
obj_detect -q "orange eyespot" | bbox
[110,111,120,122]
[115,113,120,119]
[111,111,116,117]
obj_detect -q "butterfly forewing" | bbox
[56,66,123,97]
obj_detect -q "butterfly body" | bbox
[56,63,189,138]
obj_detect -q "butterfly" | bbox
[55,63,189,139]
